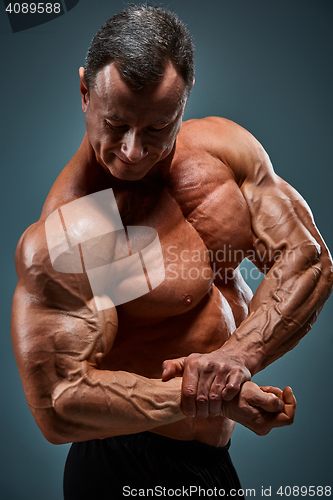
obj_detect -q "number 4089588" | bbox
[277,486,331,497]
[5,3,61,14]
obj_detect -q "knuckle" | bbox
[196,396,208,405]
[213,383,224,394]
[268,394,279,408]
[227,381,240,391]
[202,361,217,374]
[229,364,242,372]
[183,386,196,398]
[186,353,201,368]
[209,392,221,402]
[187,353,200,362]
[220,362,231,373]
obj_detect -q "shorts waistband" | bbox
[109,431,231,462]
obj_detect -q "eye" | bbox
[104,120,128,132]
[146,124,169,133]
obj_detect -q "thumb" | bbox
[162,357,185,381]
[282,386,296,418]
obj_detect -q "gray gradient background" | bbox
[1,1,332,498]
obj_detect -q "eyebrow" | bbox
[104,115,172,126]
[153,119,170,125]
[105,114,124,122]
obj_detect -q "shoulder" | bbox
[168,119,252,230]
[15,221,49,285]
[178,117,274,185]
[179,116,254,149]
[14,217,92,311]
[15,186,121,309]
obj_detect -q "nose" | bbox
[120,129,148,163]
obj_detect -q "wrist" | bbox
[153,377,183,414]
[218,335,262,376]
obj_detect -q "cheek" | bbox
[166,119,182,144]
[162,141,175,153]
[86,118,113,150]
[160,128,179,151]
[156,123,181,151]
[85,112,99,141]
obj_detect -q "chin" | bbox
[107,157,158,181]
[108,165,151,182]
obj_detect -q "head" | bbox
[84,4,195,99]
[80,4,195,181]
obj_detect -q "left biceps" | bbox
[241,174,322,272]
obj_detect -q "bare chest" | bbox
[102,157,251,374]
[111,181,213,322]
[110,153,252,320]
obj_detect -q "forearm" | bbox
[221,241,333,374]
[218,170,333,375]
[31,365,184,444]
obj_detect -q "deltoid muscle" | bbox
[45,188,166,310]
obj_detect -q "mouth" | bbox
[114,154,149,167]
[105,153,156,181]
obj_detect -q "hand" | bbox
[223,381,296,436]
[162,351,251,418]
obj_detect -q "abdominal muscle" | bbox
[102,283,244,447]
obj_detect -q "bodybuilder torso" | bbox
[42,119,255,446]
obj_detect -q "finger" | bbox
[265,408,294,428]
[261,387,296,428]
[221,370,250,401]
[196,371,217,418]
[259,393,284,413]
[283,386,296,405]
[209,374,225,417]
[282,386,297,419]
[181,363,199,418]
[260,386,283,400]
[162,357,185,381]
[246,385,284,413]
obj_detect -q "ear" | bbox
[79,67,89,113]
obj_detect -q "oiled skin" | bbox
[12,116,332,446]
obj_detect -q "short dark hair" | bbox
[84,4,195,96]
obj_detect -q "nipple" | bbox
[182,294,193,305]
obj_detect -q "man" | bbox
[11,4,332,498]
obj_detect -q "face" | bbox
[80,61,188,181]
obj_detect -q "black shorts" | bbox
[63,432,243,499]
